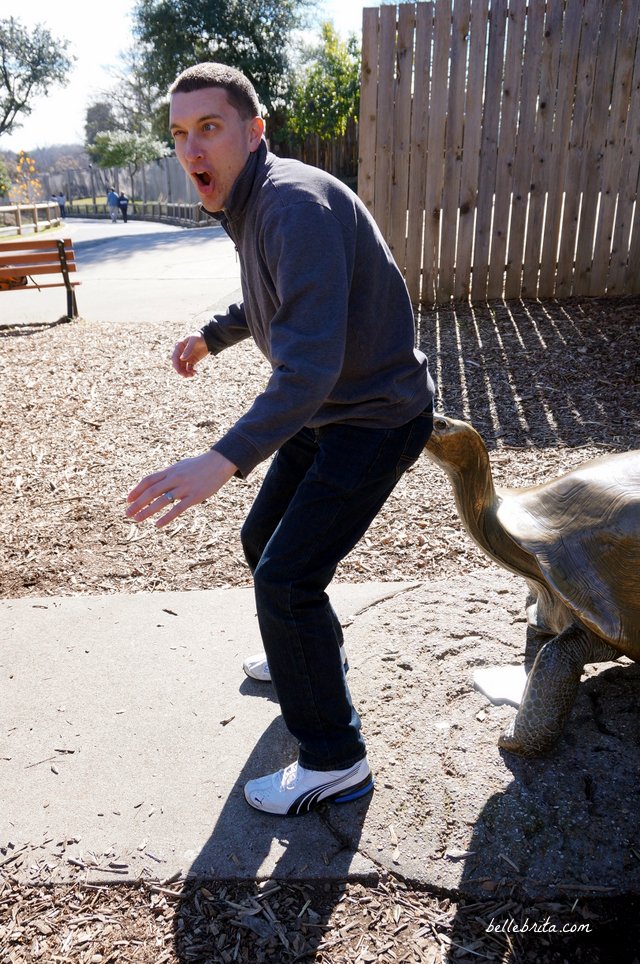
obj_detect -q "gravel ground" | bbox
[1,295,639,962]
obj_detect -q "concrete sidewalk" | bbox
[3,572,638,899]
[1,583,411,887]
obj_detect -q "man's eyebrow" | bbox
[170,114,224,131]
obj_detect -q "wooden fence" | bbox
[358,0,640,305]
[0,203,62,236]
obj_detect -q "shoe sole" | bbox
[245,769,374,816]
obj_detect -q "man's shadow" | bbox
[170,680,373,960]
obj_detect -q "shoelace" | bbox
[281,762,301,790]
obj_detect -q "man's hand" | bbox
[126,449,237,528]
[172,333,209,377]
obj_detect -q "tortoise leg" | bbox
[498,625,617,757]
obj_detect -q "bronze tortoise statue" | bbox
[424,414,640,757]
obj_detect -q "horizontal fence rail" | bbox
[358,0,640,305]
[0,203,62,236]
[66,201,209,228]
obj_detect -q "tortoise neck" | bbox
[448,444,496,552]
[448,448,540,580]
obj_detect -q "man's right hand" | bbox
[172,333,209,378]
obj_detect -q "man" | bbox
[126,63,435,816]
[106,187,119,223]
[118,191,129,223]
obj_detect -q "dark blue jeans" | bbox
[241,407,433,771]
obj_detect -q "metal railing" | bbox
[67,200,208,228]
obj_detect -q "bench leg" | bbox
[56,239,78,318]
[67,285,78,318]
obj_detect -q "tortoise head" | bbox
[425,414,489,477]
[424,414,505,563]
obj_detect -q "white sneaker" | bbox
[244,756,373,816]
[242,645,349,683]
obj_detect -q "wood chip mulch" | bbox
[1,295,639,962]
[2,872,636,963]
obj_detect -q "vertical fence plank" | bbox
[472,0,507,300]
[554,0,603,297]
[504,0,545,299]
[622,5,640,294]
[455,0,489,300]
[388,3,416,273]
[372,5,398,242]
[521,2,565,298]
[487,0,526,299]
[623,167,640,294]
[405,2,434,302]
[536,0,582,298]
[421,0,452,304]
[610,18,640,294]
[358,6,380,215]
[590,0,637,294]
[439,0,471,300]
[573,1,621,292]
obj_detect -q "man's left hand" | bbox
[126,450,237,528]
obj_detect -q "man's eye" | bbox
[203,123,216,132]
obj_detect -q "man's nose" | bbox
[183,134,204,162]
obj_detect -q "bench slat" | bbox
[0,280,79,291]
[0,238,74,253]
[0,252,76,269]
[0,263,77,278]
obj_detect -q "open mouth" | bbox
[194,171,212,187]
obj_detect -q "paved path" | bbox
[2,584,410,886]
[3,570,638,899]
[1,218,241,325]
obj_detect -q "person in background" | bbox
[118,192,129,223]
[106,187,119,223]
[126,62,435,817]
[56,193,66,218]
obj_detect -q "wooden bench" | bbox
[0,237,79,318]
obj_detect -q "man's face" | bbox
[170,87,264,211]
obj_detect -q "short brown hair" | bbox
[170,63,261,120]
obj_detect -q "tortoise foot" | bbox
[498,720,558,758]
[497,626,597,758]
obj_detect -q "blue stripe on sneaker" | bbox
[335,775,374,803]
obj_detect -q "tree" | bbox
[9,150,43,203]
[0,155,11,197]
[87,130,170,198]
[100,49,166,141]
[0,17,74,138]
[132,0,311,114]
[288,23,360,142]
[85,102,119,146]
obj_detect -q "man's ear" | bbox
[249,116,265,151]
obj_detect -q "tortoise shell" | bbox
[497,450,640,653]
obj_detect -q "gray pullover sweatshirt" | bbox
[201,140,434,477]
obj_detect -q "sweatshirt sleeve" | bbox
[200,300,251,354]
[212,201,353,476]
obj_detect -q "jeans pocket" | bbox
[394,409,434,481]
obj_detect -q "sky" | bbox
[1,0,370,152]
